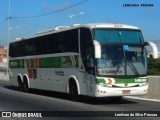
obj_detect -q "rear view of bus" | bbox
[91,23,148,100]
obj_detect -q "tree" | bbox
[148,58,160,75]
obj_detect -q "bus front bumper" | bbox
[94,85,148,97]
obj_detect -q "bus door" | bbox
[80,28,95,96]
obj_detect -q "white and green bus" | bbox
[9,23,148,101]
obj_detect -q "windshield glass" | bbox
[96,45,147,77]
[94,29,143,44]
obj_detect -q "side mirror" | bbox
[93,40,101,58]
[146,41,158,59]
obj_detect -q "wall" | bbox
[148,76,160,94]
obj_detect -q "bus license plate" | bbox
[122,90,130,94]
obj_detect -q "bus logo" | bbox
[125,83,128,86]
[135,78,147,83]
[10,61,17,67]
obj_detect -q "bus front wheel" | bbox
[69,80,79,101]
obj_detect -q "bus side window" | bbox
[80,28,94,75]
[18,44,25,57]
[51,34,60,53]
[86,47,94,68]
[9,43,17,57]
[62,29,78,53]
[25,42,37,55]
[37,36,51,55]
[86,47,94,75]
[72,29,79,53]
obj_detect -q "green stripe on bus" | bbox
[96,78,148,84]
[39,57,61,68]
[30,59,34,68]
[9,55,79,68]
[96,78,106,83]
[21,59,25,68]
[115,78,148,83]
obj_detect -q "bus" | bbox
[9,23,148,101]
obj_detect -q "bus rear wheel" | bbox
[23,78,29,93]
[17,77,23,92]
[69,80,79,101]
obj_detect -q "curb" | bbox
[125,96,160,102]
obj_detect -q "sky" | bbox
[0,0,160,49]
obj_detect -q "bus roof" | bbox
[81,23,140,29]
[13,23,140,42]
[35,23,140,36]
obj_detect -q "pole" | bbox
[7,0,10,75]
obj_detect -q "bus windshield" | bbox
[96,44,147,77]
[94,29,143,44]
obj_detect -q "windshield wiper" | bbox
[114,58,125,77]
[128,62,139,76]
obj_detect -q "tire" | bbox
[23,78,29,93]
[69,80,79,101]
[17,77,24,92]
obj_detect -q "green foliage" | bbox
[148,58,160,75]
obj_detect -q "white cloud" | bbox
[80,12,84,15]
[69,14,75,18]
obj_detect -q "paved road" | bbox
[0,81,160,120]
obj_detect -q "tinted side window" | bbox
[10,42,26,57]
[80,28,92,59]
[17,42,26,57]
[25,40,38,56]
[9,29,80,57]
[80,28,94,74]
[38,36,52,55]
[63,29,79,53]
[9,43,16,57]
